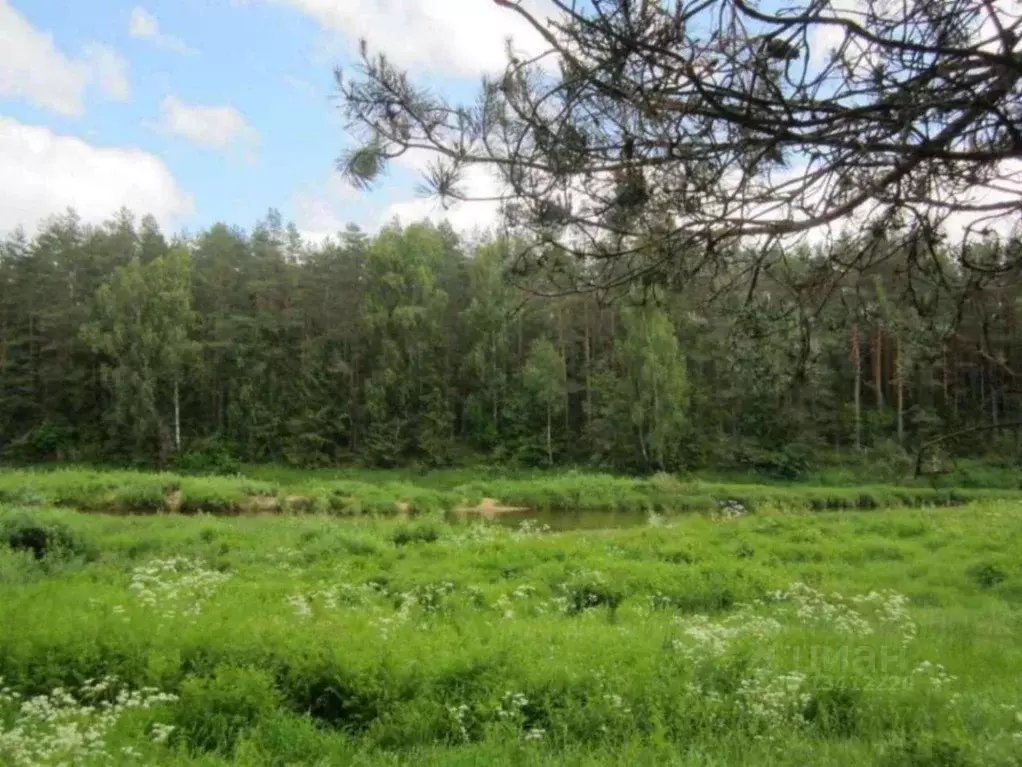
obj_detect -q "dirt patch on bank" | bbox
[250,495,282,512]
[455,497,531,515]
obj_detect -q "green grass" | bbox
[1,495,1022,764]
[2,465,1021,517]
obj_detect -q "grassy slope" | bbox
[1,465,1020,515]
[1,501,1022,764]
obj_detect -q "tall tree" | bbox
[616,305,687,471]
[523,338,567,466]
[82,248,194,463]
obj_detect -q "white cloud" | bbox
[0,0,130,116]
[250,0,552,76]
[82,44,130,101]
[294,148,505,244]
[293,173,367,243]
[380,150,504,234]
[0,116,194,234]
[155,95,259,151]
[129,6,196,55]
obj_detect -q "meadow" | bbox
[1,468,1022,765]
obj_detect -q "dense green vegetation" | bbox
[1,465,1020,517]
[2,498,1021,765]
[3,210,1021,475]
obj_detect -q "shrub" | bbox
[565,579,622,614]
[865,440,915,483]
[0,512,92,561]
[727,443,815,480]
[170,437,241,476]
[803,684,862,737]
[0,421,74,462]
[879,736,969,767]
[0,484,46,506]
[175,666,281,754]
[179,479,246,514]
[967,562,1007,589]
[112,480,169,512]
[391,523,441,546]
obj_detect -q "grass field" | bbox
[1,473,1022,765]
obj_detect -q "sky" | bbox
[0,0,548,242]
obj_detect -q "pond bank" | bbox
[1,466,1018,517]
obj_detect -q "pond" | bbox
[446,507,656,532]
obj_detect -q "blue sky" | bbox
[0,0,541,241]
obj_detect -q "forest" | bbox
[1,207,1019,477]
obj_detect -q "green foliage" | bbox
[175,666,281,754]
[171,437,242,476]
[179,478,247,514]
[879,736,970,767]
[564,577,622,614]
[966,562,1007,589]
[80,248,195,464]
[1,466,1021,521]
[1,422,76,463]
[616,305,687,471]
[112,479,170,512]
[0,510,92,561]
[0,500,1020,763]
[728,443,816,481]
[523,338,567,466]
[2,211,1019,473]
[391,522,442,546]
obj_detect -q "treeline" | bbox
[1,208,1019,474]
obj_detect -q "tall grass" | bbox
[1,501,1021,764]
[1,466,1020,517]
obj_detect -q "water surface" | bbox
[448,507,653,532]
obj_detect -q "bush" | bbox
[0,512,92,561]
[726,442,815,481]
[565,578,622,614]
[391,523,441,546]
[0,422,75,462]
[175,666,281,754]
[967,562,1007,589]
[879,736,969,767]
[112,480,170,512]
[861,440,915,483]
[170,437,241,476]
[179,478,246,514]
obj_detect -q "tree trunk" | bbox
[951,353,958,421]
[174,379,181,451]
[896,336,905,447]
[874,329,884,409]
[558,309,569,432]
[852,323,862,450]
[636,404,649,471]
[517,312,523,367]
[584,300,592,431]
[491,337,499,432]
[941,346,948,410]
[980,364,986,423]
[350,351,359,452]
[991,367,999,427]
[546,402,553,467]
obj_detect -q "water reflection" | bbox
[447,508,652,532]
